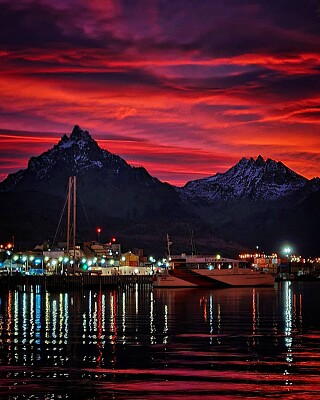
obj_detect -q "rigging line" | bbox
[77,192,95,239]
[52,188,69,248]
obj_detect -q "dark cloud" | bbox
[0,2,70,47]
[0,0,319,185]
[0,0,127,49]
[240,73,320,102]
[189,24,320,58]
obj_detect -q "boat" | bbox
[153,236,275,288]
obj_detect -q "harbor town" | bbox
[1,237,320,290]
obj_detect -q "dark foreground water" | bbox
[0,281,320,399]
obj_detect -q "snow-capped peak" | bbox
[58,125,97,150]
[181,156,308,202]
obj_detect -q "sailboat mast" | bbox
[73,176,76,260]
[66,176,76,258]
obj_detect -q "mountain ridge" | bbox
[179,154,310,203]
[0,125,319,256]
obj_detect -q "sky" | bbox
[0,0,319,186]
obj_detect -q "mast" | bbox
[166,234,172,259]
[66,176,77,258]
[73,176,76,260]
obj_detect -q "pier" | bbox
[0,274,153,291]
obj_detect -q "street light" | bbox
[6,250,12,275]
[284,247,292,274]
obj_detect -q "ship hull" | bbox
[153,274,198,287]
[153,269,275,288]
[195,269,275,287]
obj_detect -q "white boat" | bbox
[153,253,275,288]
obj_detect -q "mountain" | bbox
[177,156,320,255]
[180,155,308,203]
[0,126,241,256]
[0,127,319,256]
[0,125,180,220]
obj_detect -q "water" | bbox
[0,281,320,399]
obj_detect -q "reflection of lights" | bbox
[88,291,93,339]
[252,289,258,344]
[150,291,155,344]
[163,304,168,344]
[64,293,69,342]
[45,293,50,341]
[135,284,139,314]
[30,292,34,351]
[35,293,42,346]
[209,295,213,336]
[59,294,63,343]
[52,300,57,341]
[22,293,27,344]
[284,281,293,373]
[122,291,126,338]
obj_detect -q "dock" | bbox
[0,274,153,291]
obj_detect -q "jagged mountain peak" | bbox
[182,155,309,202]
[0,124,169,202]
[254,154,265,166]
[70,125,94,143]
[57,125,99,151]
[0,125,132,193]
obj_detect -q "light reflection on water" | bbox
[0,282,320,398]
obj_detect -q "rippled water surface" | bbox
[1,281,320,399]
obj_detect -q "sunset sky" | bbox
[1,0,319,186]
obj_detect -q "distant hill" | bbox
[1,125,319,256]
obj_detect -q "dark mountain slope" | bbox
[0,126,242,256]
